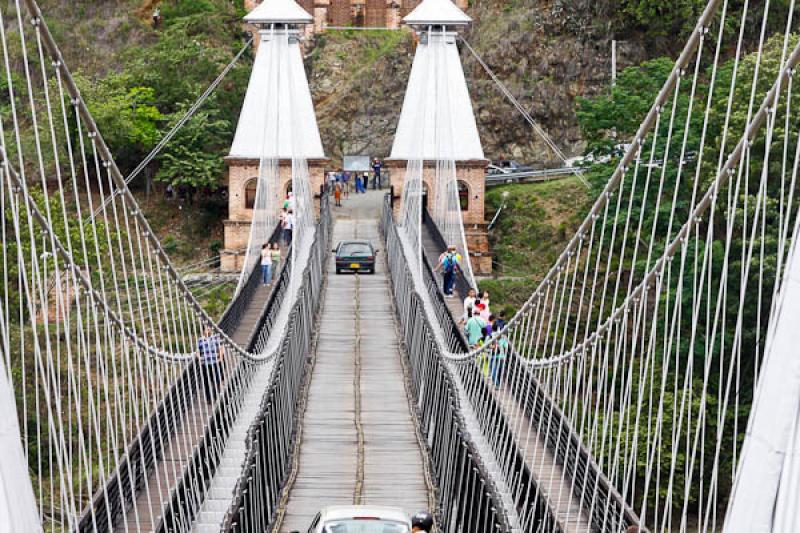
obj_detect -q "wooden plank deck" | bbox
[279,198,430,532]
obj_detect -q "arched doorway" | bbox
[244,178,258,209]
[457,180,469,211]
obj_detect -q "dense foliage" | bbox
[81,0,251,191]
[571,32,800,517]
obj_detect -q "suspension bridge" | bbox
[2,0,800,531]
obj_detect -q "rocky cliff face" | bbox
[306,30,414,162]
[307,0,651,166]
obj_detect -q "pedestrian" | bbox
[465,311,486,348]
[433,245,460,297]
[410,511,433,533]
[197,326,224,404]
[494,311,506,332]
[261,243,272,285]
[279,208,287,231]
[327,171,336,194]
[483,313,495,339]
[270,242,281,275]
[362,172,369,190]
[489,336,508,387]
[283,209,294,247]
[478,301,491,322]
[372,158,382,189]
[357,174,367,193]
[334,181,343,206]
[343,171,351,198]
[462,288,477,324]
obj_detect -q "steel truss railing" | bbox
[383,198,517,532]
[221,197,331,532]
[422,210,639,532]
[75,223,285,532]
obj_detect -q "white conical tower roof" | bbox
[244,0,313,25]
[391,29,483,160]
[229,29,324,159]
[403,0,472,26]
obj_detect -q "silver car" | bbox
[303,506,411,533]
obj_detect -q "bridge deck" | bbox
[279,192,431,532]
[118,281,274,533]
[420,224,593,532]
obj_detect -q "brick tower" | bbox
[387,0,491,275]
[221,0,328,272]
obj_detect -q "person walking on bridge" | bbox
[434,245,461,297]
[261,243,272,285]
[270,242,281,278]
[283,209,295,247]
[372,158,383,189]
[197,326,225,405]
[334,180,343,206]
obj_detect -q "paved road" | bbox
[279,190,431,531]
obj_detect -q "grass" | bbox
[480,177,591,314]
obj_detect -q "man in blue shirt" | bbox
[197,326,225,404]
[372,158,382,189]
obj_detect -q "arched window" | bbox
[457,181,469,211]
[244,179,258,209]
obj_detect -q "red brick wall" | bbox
[297,0,314,15]
[329,0,351,26]
[365,0,387,27]
[401,0,422,17]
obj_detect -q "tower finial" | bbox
[244,0,313,26]
[403,0,471,28]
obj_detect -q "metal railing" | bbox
[76,225,286,532]
[222,197,331,532]
[156,200,329,532]
[485,167,579,187]
[421,210,638,532]
[381,198,515,532]
[219,223,284,336]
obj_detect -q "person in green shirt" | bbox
[465,312,486,348]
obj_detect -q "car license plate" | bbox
[350,263,360,269]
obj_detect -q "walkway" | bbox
[419,222,592,533]
[279,191,431,532]
[118,283,274,533]
[193,237,315,532]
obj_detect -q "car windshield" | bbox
[339,243,372,257]
[323,519,408,533]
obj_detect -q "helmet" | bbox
[411,511,434,532]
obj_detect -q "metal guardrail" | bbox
[422,210,638,532]
[76,224,285,533]
[156,228,298,532]
[485,167,579,187]
[382,198,516,533]
[223,197,331,532]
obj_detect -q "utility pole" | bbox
[611,39,617,87]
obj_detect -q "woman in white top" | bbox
[261,243,272,285]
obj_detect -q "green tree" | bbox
[74,73,163,170]
[154,106,231,189]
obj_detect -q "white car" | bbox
[302,506,412,533]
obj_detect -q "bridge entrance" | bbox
[278,190,433,531]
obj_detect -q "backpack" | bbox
[443,253,457,274]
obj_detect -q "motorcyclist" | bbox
[411,511,434,533]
